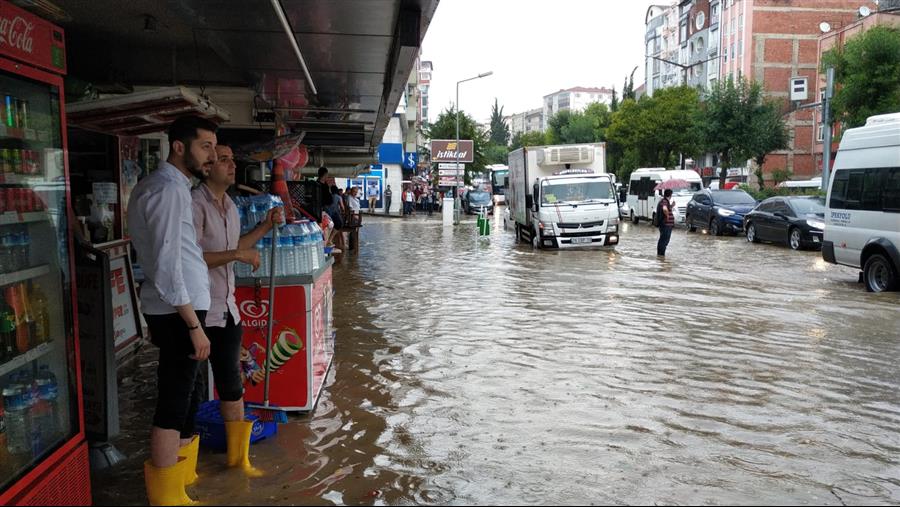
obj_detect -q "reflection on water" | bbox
[96,217,900,505]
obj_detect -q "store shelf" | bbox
[0,125,49,143]
[0,211,49,226]
[0,264,50,287]
[0,341,53,378]
[0,173,48,185]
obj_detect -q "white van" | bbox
[627,168,704,224]
[823,112,900,292]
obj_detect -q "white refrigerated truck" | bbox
[508,143,620,249]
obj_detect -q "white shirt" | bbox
[128,162,211,314]
[348,195,361,212]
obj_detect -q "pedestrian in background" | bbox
[367,182,379,214]
[657,188,675,257]
[384,184,393,215]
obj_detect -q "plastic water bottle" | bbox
[256,240,267,279]
[37,366,62,438]
[275,227,291,277]
[0,233,13,273]
[15,231,29,271]
[3,385,30,456]
[312,223,323,271]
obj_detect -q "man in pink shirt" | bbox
[191,143,282,479]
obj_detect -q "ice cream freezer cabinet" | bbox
[230,262,334,412]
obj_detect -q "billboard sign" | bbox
[431,140,474,163]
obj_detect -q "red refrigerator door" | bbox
[0,56,88,505]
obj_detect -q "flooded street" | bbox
[96,215,900,506]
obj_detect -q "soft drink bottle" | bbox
[30,284,50,344]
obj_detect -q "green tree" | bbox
[425,107,489,184]
[485,143,509,165]
[510,130,548,151]
[747,99,790,188]
[610,87,619,113]
[698,77,764,187]
[489,98,511,146]
[583,102,612,142]
[605,86,701,180]
[822,26,900,129]
[641,86,702,167]
[606,99,643,181]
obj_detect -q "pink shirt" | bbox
[191,184,241,328]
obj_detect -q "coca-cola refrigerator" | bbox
[0,2,90,506]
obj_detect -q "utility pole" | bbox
[821,67,835,191]
[454,71,493,224]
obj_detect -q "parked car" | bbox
[686,189,758,236]
[743,196,826,250]
[464,190,494,215]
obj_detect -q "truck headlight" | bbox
[540,223,556,236]
[717,208,735,217]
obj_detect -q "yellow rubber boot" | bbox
[144,457,196,506]
[225,421,264,477]
[177,436,200,486]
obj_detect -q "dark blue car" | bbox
[685,189,758,236]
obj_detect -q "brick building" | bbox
[720,0,877,182]
[815,8,900,170]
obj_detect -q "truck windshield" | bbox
[542,179,614,205]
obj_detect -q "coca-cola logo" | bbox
[0,16,34,54]
[240,300,269,320]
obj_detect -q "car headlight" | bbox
[806,219,825,230]
[717,208,736,217]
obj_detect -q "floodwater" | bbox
[95,215,900,506]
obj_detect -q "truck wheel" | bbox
[631,211,639,225]
[863,253,899,293]
[532,228,541,249]
[514,224,522,243]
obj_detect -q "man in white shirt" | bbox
[128,116,218,506]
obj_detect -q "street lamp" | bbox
[455,71,493,224]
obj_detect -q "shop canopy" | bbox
[51,0,437,163]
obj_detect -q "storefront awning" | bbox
[66,86,231,136]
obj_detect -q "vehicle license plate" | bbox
[571,237,592,245]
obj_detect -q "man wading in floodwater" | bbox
[657,188,675,257]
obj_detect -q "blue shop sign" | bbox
[402,152,418,170]
[378,143,404,164]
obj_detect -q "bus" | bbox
[488,164,509,205]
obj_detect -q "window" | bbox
[698,37,705,53]
[696,12,706,30]
[831,168,899,211]
[738,39,743,57]
[885,169,900,211]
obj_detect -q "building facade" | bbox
[814,7,900,172]
[645,0,880,182]
[645,4,685,95]
[508,108,544,138]
[542,87,614,130]
[725,0,877,180]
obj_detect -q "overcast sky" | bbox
[422,0,659,124]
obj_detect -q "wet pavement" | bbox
[94,214,900,505]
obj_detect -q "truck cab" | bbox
[509,143,620,249]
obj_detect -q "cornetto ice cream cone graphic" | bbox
[263,326,304,372]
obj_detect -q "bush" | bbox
[738,184,824,202]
